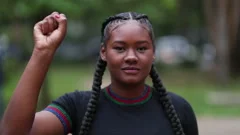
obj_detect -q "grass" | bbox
[3,63,240,117]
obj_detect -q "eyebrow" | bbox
[135,41,151,45]
[112,40,151,45]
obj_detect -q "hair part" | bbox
[79,12,185,135]
[101,12,155,49]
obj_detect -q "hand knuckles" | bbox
[33,24,38,29]
[61,18,67,23]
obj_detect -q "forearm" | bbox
[1,49,55,135]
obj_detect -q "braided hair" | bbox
[79,12,185,135]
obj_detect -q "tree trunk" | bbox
[203,0,240,83]
[228,0,240,77]
[215,0,230,84]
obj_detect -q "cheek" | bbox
[141,53,154,71]
[106,51,122,69]
[107,51,118,61]
[144,60,153,73]
[142,51,154,62]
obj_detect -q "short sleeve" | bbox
[44,90,91,135]
[169,92,199,135]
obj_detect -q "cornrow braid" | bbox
[79,57,106,135]
[101,15,128,43]
[150,65,185,135]
[101,16,126,38]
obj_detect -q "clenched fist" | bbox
[33,12,67,53]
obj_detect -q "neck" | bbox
[110,81,146,99]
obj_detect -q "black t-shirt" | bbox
[45,87,198,135]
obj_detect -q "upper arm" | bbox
[29,91,84,135]
[30,111,64,135]
[29,90,89,135]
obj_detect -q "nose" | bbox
[124,49,138,64]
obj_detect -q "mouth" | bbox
[121,67,140,74]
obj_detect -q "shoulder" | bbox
[44,90,92,134]
[52,90,92,112]
[66,90,92,97]
[167,92,191,109]
[55,90,92,102]
[167,92,195,119]
[167,92,199,135]
[152,89,198,134]
[151,89,192,110]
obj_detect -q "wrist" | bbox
[32,47,56,57]
[31,48,56,62]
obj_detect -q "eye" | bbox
[114,47,125,53]
[137,47,147,53]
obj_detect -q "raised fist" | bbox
[33,12,67,52]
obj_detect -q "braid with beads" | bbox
[79,12,185,135]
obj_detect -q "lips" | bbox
[122,67,140,74]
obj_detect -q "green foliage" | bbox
[3,57,21,84]
[0,0,201,28]
[0,0,204,40]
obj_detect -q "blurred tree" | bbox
[176,0,205,46]
[203,0,240,84]
[1,0,203,42]
[0,0,206,101]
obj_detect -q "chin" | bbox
[121,77,143,85]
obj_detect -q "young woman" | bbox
[0,11,198,135]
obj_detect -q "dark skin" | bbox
[101,20,155,98]
[0,15,154,135]
[0,12,65,135]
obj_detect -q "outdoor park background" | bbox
[0,0,240,134]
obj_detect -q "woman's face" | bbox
[101,20,155,85]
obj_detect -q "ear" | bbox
[151,54,155,64]
[100,43,106,61]
[153,54,155,62]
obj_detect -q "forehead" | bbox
[109,20,151,42]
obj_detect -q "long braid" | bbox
[150,65,185,135]
[79,57,106,135]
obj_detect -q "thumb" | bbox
[33,20,45,39]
